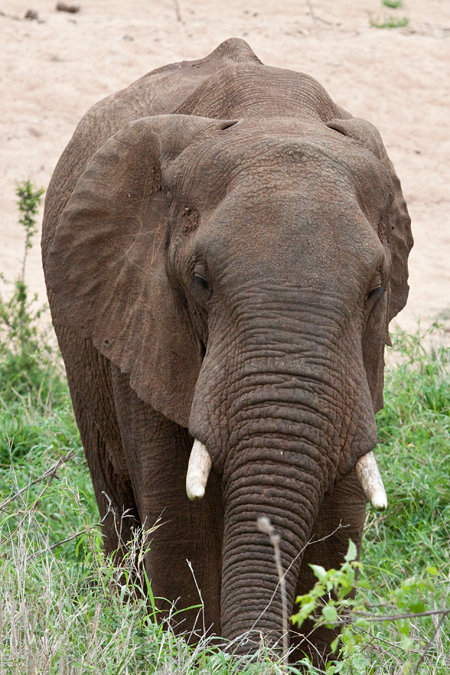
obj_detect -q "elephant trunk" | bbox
[219,430,325,647]
[215,378,377,645]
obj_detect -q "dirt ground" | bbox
[1,0,449,332]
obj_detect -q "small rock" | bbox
[24,9,39,20]
[56,2,80,13]
[123,34,134,41]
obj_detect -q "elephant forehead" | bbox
[167,124,391,211]
[183,183,387,303]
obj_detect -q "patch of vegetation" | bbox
[0,181,66,411]
[382,0,402,9]
[16,180,45,283]
[370,15,409,29]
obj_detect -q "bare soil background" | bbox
[1,0,449,332]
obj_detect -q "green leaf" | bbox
[426,566,439,576]
[310,564,327,582]
[399,635,414,652]
[349,654,371,670]
[330,637,340,653]
[408,600,425,613]
[322,605,338,624]
[344,539,357,562]
[354,617,371,629]
[291,599,317,627]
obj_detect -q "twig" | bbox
[305,0,317,24]
[346,608,450,624]
[251,521,348,633]
[0,449,74,511]
[354,623,407,653]
[0,459,77,545]
[173,0,182,22]
[257,517,289,671]
[328,607,450,627]
[186,558,206,637]
[432,600,444,653]
[27,525,98,560]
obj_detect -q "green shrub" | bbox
[0,181,68,411]
[370,15,409,28]
[382,0,402,8]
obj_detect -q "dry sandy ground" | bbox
[1,0,449,333]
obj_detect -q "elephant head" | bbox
[45,80,412,652]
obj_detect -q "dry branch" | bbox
[0,449,74,511]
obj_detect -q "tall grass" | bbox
[358,328,450,674]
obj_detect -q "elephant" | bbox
[41,38,413,665]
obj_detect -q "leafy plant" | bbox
[292,542,449,674]
[0,181,68,410]
[16,179,45,283]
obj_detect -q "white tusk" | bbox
[186,439,212,501]
[355,450,387,511]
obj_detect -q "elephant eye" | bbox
[366,271,385,303]
[193,272,210,293]
[367,285,385,302]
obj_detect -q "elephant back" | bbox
[175,62,347,123]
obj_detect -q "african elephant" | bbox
[42,38,412,665]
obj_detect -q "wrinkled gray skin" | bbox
[42,39,412,665]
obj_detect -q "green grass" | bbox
[0,276,449,674]
[370,15,409,29]
[357,328,450,673]
[382,0,402,9]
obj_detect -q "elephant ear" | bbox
[326,117,413,412]
[46,114,232,428]
[326,117,413,323]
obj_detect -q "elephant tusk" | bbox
[355,450,388,511]
[186,439,212,501]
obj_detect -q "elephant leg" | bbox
[53,309,140,563]
[290,470,366,667]
[110,365,223,638]
[75,405,140,561]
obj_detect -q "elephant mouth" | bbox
[185,436,387,510]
